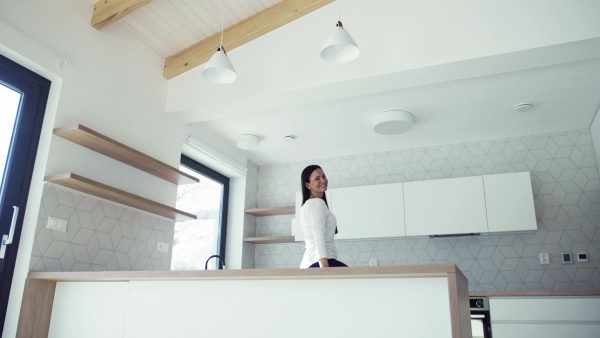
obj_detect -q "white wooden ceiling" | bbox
[89,0,600,166]
[117,0,282,58]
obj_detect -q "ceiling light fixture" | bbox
[201,12,237,84]
[282,135,296,143]
[236,134,260,150]
[514,103,533,112]
[373,110,414,135]
[321,0,359,63]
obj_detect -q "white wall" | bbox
[590,106,600,170]
[0,1,187,336]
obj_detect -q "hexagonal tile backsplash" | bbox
[251,129,600,292]
[31,185,174,272]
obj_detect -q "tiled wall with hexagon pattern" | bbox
[252,129,600,292]
[242,160,259,269]
[30,185,174,272]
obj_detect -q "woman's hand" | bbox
[318,258,329,268]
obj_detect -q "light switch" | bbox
[576,253,589,263]
[47,217,67,232]
[561,252,573,264]
[369,259,378,266]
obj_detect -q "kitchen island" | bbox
[18,265,471,338]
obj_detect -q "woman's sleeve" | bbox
[308,200,329,259]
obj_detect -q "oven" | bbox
[470,296,492,338]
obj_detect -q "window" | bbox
[171,155,229,270]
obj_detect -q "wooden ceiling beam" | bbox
[163,0,335,80]
[91,0,154,30]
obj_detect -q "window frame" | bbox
[179,155,229,269]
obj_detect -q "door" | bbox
[0,54,50,331]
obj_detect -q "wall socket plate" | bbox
[369,259,378,266]
[156,242,169,253]
[538,253,550,265]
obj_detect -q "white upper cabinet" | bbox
[483,172,537,233]
[404,176,489,236]
[292,172,535,241]
[330,183,405,240]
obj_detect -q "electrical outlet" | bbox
[369,259,378,266]
[156,242,169,253]
[538,253,550,265]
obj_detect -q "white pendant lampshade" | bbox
[321,21,360,63]
[201,46,237,84]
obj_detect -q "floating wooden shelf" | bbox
[243,236,296,244]
[45,173,196,221]
[53,124,198,185]
[244,206,295,216]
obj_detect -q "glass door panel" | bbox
[172,166,223,270]
[0,84,21,186]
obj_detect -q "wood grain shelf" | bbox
[53,124,198,185]
[244,206,295,216]
[243,236,296,244]
[44,173,196,221]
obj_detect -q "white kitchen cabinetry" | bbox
[49,282,129,338]
[404,176,488,236]
[489,296,600,338]
[330,183,405,239]
[294,172,535,241]
[483,172,537,233]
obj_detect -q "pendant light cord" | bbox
[338,0,341,21]
[220,11,224,46]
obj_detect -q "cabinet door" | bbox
[331,183,405,240]
[404,176,488,236]
[483,172,537,233]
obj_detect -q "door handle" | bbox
[0,206,19,259]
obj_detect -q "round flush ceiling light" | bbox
[373,110,414,135]
[515,103,533,112]
[236,134,260,150]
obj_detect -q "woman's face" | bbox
[306,168,328,195]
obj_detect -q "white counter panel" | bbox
[123,277,452,338]
[49,282,129,338]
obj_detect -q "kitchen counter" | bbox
[19,265,471,338]
[470,290,600,297]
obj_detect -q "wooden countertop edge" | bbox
[28,265,460,281]
[470,290,600,297]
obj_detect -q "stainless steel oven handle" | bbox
[0,206,19,259]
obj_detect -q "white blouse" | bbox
[299,198,338,268]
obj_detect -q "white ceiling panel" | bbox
[119,0,283,58]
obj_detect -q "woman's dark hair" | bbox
[300,165,328,207]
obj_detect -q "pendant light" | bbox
[321,0,359,63]
[202,12,237,84]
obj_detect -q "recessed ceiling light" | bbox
[515,103,533,112]
[236,134,260,150]
[373,110,414,135]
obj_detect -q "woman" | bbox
[299,165,347,268]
